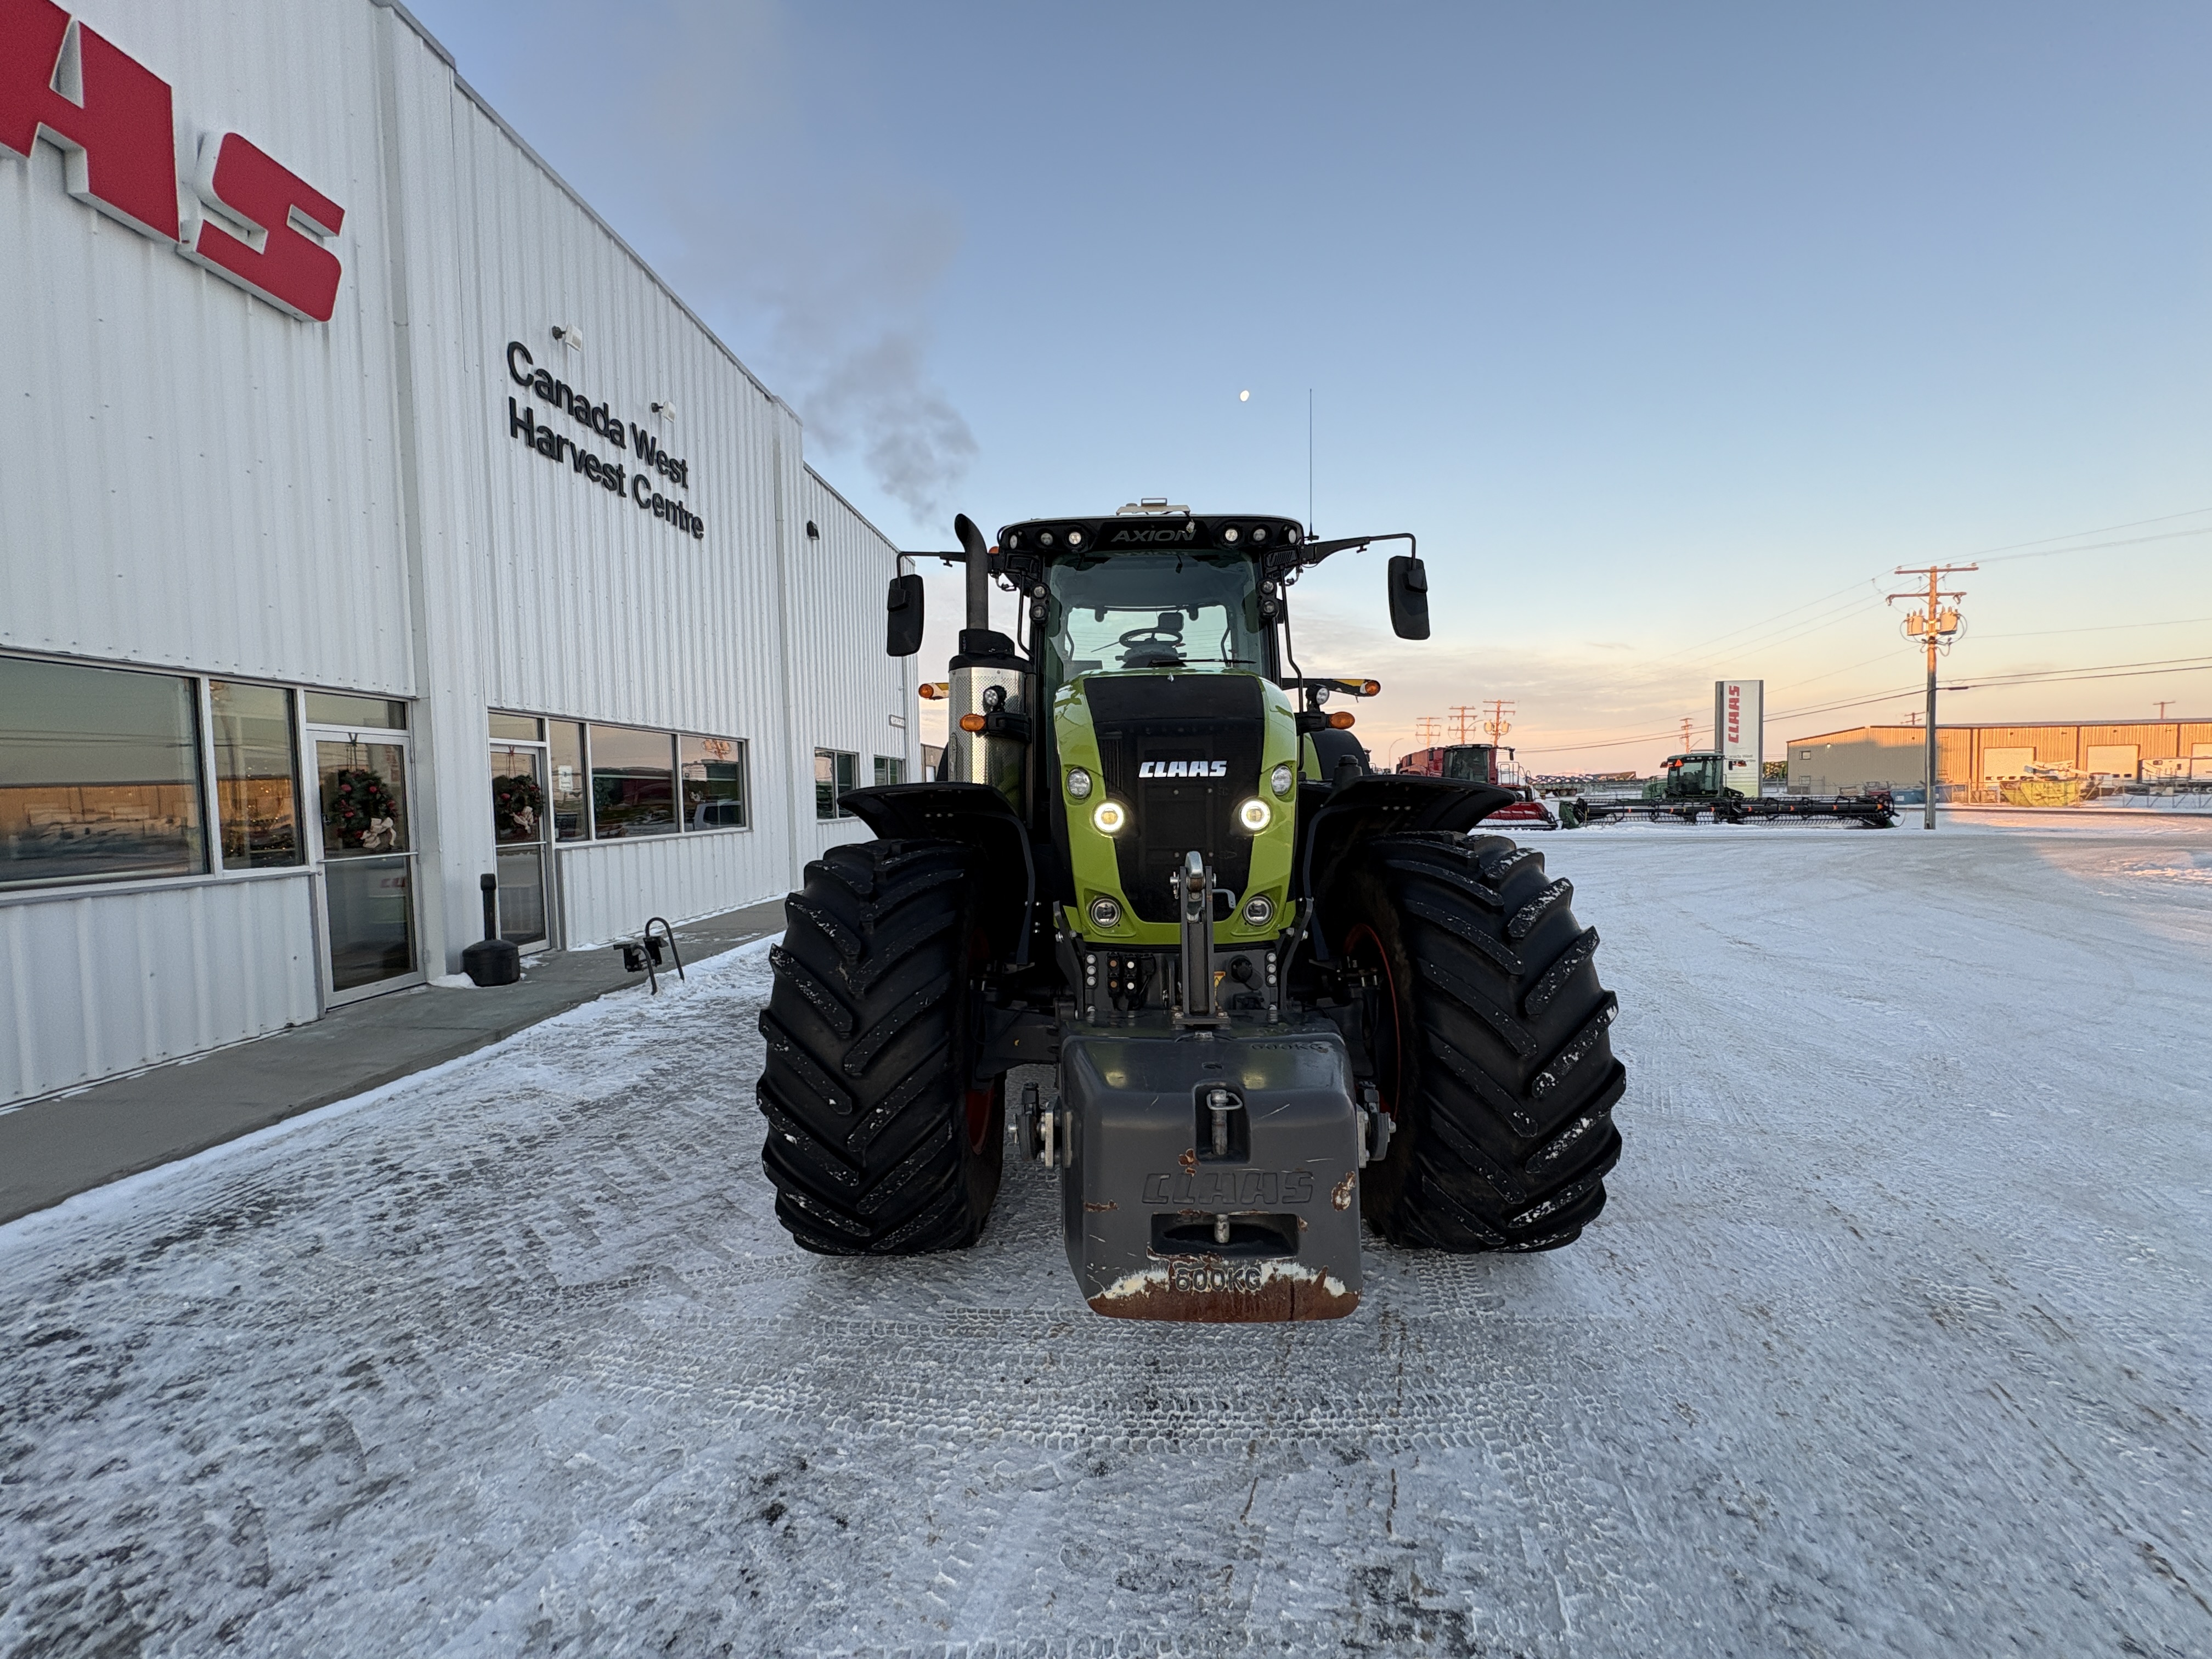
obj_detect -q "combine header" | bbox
[1572,752,1895,828]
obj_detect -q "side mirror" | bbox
[885,572,925,656]
[1387,555,1430,640]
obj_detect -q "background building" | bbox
[1787,719,2212,802]
[0,0,913,1105]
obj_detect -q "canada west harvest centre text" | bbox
[504,340,704,539]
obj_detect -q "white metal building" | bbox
[0,0,914,1105]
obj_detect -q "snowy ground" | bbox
[3,817,2209,1657]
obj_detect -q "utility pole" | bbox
[1414,715,1443,749]
[1483,700,1515,741]
[1679,716,1692,751]
[1887,563,1974,830]
[2155,699,2174,721]
[1448,704,1479,745]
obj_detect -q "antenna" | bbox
[1307,388,1314,536]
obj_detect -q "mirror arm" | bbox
[1269,531,1417,574]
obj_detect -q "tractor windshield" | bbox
[1041,550,1266,689]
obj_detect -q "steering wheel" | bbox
[1117,625,1183,650]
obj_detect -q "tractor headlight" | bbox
[1066,766,1093,799]
[1242,894,1273,928]
[1237,797,1272,833]
[1092,799,1128,835]
[1089,895,1121,929]
[1269,762,1294,798]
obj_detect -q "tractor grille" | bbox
[1086,673,1266,923]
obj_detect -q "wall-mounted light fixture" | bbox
[650,399,676,420]
[551,323,583,350]
[804,520,820,540]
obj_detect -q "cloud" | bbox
[499,0,978,527]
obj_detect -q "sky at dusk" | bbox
[407,0,2212,768]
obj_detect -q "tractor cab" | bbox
[1033,537,1272,691]
[1659,752,1729,799]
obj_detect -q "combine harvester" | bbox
[1574,751,1896,828]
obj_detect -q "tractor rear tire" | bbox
[755,839,1005,1254]
[1328,831,1625,1251]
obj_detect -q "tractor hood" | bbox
[1085,672,1268,923]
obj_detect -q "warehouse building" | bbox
[0,0,914,1106]
[1786,719,2212,802]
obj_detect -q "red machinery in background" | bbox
[1397,744,1559,828]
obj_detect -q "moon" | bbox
[1238,390,1250,402]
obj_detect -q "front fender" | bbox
[837,782,1036,967]
[1296,775,1516,961]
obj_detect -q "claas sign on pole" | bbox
[1713,680,1764,798]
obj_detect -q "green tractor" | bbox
[754,504,1624,1321]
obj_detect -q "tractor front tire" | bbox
[755,839,1004,1254]
[1329,832,1625,1251]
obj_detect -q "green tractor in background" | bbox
[754,504,1624,1321]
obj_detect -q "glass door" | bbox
[311,731,419,996]
[490,742,551,948]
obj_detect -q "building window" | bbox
[590,724,678,837]
[874,755,905,787]
[488,711,541,741]
[303,691,407,730]
[210,680,302,868]
[1,654,207,890]
[681,736,749,830]
[815,749,857,820]
[549,721,589,842]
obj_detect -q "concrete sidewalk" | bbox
[0,896,787,1224]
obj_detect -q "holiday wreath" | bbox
[492,770,546,841]
[326,768,400,849]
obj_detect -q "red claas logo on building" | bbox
[1,0,345,321]
[1725,685,1741,743]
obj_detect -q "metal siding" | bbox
[794,469,915,848]
[0,0,416,696]
[377,20,811,963]
[1,874,320,1104]
[0,0,898,1098]
[554,836,782,950]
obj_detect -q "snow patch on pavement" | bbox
[2,834,2207,1657]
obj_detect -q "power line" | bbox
[1961,505,2212,558]
[1977,526,2212,565]
[1520,653,2212,757]
[1970,613,2212,641]
[1635,507,2212,676]
[1945,656,2212,690]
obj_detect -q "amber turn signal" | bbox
[1328,710,1357,729]
[1361,679,1382,697]
[919,682,950,699]
[959,713,988,733]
